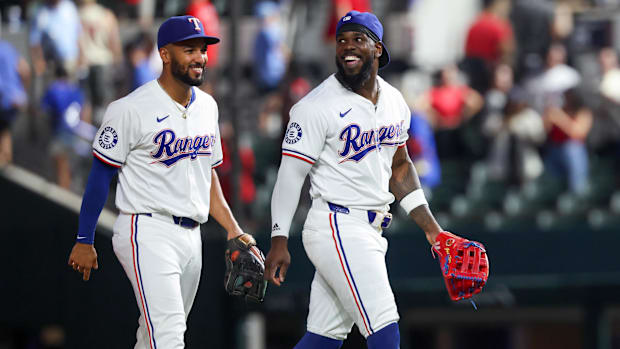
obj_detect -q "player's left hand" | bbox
[264,236,291,286]
[425,230,440,245]
[224,234,268,302]
[432,231,489,301]
[68,242,99,281]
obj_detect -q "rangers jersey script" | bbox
[282,74,410,211]
[92,80,223,223]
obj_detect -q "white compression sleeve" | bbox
[270,156,313,238]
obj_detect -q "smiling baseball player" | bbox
[67,15,250,348]
[264,11,447,349]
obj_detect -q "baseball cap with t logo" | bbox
[157,15,220,49]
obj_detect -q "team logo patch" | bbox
[98,126,118,149]
[284,122,302,144]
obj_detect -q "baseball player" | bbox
[264,11,444,349]
[67,16,247,348]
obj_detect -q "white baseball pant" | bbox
[301,199,400,340]
[112,213,202,349]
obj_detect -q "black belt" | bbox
[142,213,199,228]
[327,202,392,229]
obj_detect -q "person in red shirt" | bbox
[417,65,483,159]
[462,0,514,93]
[465,0,514,64]
[324,0,371,42]
[217,120,257,220]
[187,0,221,68]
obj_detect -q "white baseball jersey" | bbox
[282,74,410,212]
[92,79,223,223]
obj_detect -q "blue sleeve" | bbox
[76,157,119,244]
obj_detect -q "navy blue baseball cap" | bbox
[336,11,390,69]
[157,15,220,49]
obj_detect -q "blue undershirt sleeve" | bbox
[76,157,119,244]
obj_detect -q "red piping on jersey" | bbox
[93,150,121,168]
[282,153,314,165]
[329,213,371,335]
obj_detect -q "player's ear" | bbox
[159,46,170,64]
[375,42,383,59]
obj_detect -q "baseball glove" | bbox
[224,234,268,302]
[432,231,489,301]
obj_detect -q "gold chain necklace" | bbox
[157,80,190,119]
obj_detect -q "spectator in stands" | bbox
[253,1,289,94]
[525,42,581,115]
[186,0,221,69]
[509,0,554,81]
[481,64,545,175]
[592,47,620,187]
[406,111,441,191]
[483,64,514,140]
[324,0,371,42]
[254,94,284,187]
[41,65,91,189]
[585,47,620,157]
[0,38,29,166]
[126,31,157,92]
[487,87,545,185]
[29,0,82,77]
[78,0,122,125]
[543,88,592,196]
[218,120,257,224]
[598,47,620,105]
[115,0,155,28]
[590,48,620,158]
[279,61,312,138]
[461,0,514,93]
[417,64,484,159]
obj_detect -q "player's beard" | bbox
[171,60,205,86]
[335,56,373,92]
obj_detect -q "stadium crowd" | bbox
[1,0,620,236]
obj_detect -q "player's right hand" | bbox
[264,236,291,286]
[68,242,99,281]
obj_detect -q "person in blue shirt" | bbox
[41,65,91,189]
[253,1,289,94]
[127,31,158,91]
[407,111,441,190]
[0,39,29,166]
[29,0,82,77]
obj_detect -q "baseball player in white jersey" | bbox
[264,11,444,349]
[67,16,247,348]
